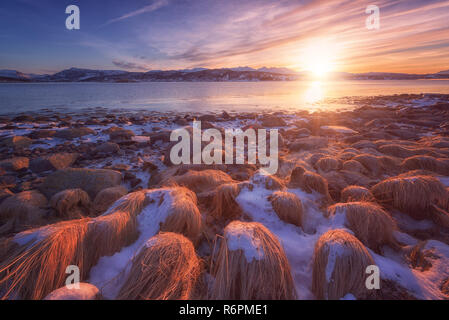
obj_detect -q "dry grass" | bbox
[353,154,400,175]
[252,173,285,190]
[268,191,303,227]
[340,186,375,202]
[0,219,90,300]
[312,229,375,300]
[93,186,128,215]
[290,166,332,201]
[210,183,242,220]
[327,202,399,252]
[50,188,91,219]
[210,221,296,300]
[0,190,48,235]
[401,156,449,175]
[0,190,147,300]
[164,169,234,193]
[371,175,449,220]
[159,187,202,243]
[342,160,366,173]
[117,232,201,300]
[378,144,438,158]
[315,157,341,172]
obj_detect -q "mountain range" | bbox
[1,67,448,82]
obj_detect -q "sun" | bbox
[302,39,337,78]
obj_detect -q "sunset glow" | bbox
[1,0,449,74]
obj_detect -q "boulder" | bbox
[28,130,57,139]
[55,127,95,139]
[261,115,287,127]
[0,157,29,172]
[105,127,135,141]
[0,136,32,149]
[39,168,122,199]
[30,153,78,173]
[0,190,48,234]
[289,136,328,151]
[93,142,120,155]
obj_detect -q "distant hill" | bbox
[1,67,448,82]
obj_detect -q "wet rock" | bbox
[149,130,171,145]
[28,129,57,139]
[288,136,328,151]
[12,114,33,122]
[0,136,33,149]
[30,153,78,173]
[105,127,135,141]
[0,157,29,172]
[142,161,158,172]
[260,115,287,127]
[93,142,120,155]
[0,175,17,189]
[39,168,122,199]
[320,125,357,135]
[55,127,95,139]
[198,114,217,122]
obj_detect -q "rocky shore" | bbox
[0,93,448,300]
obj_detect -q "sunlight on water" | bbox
[1,80,449,114]
[303,81,324,105]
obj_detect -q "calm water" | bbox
[1,80,449,114]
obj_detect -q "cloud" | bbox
[112,59,149,71]
[104,0,168,25]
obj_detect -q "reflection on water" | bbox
[1,80,449,114]
[303,81,324,105]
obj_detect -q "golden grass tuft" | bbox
[378,144,442,159]
[342,159,366,173]
[340,186,375,202]
[210,183,242,220]
[352,154,401,175]
[268,191,303,227]
[92,186,128,215]
[211,221,296,299]
[251,172,285,190]
[0,190,48,235]
[0,190,147,300]
[164,169,234,193]
[401,156,449,175]
[290,166,332,201]
[327,202,399,252]
[0,219,90,300]
[312,229,375,300]
[315,157,341,172]
[159,187,202,243]
[117,232,201,300]
[50,188,91,219]
[371,175,449,220]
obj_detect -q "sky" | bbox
[0,0,448,74]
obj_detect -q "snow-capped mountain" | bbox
[0,69,31,81]
[1,67,448,82]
